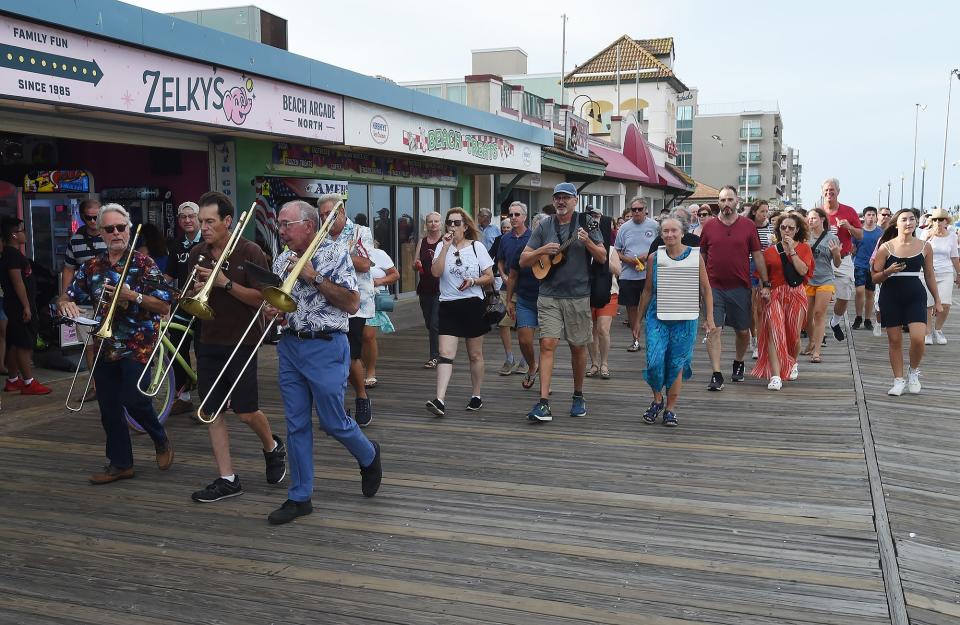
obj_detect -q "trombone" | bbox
[196,201,343,424]
[65,224,142,412]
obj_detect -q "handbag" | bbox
[778,243,805,288]
[374,291,394,312]
[468,241,506,325]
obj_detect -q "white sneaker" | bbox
[907,368,922,394]
[887,378,907,396]
[935,329,947,345]
[924,334,933,345]
[767,376,782,391]
[752,347,759,360]
[788,362,799,381]
[872,323,882,337]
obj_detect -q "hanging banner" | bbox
[565,112,589,157]
[0,15,343,143]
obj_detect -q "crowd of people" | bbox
[1,175,954,524]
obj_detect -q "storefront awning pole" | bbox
[495,173,525,207]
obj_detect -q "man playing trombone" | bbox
[187,191,287,503]
[58,204,175,484]
[265,199,382,525]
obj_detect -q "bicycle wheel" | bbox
[126,355,175,433]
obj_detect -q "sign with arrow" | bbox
[0,15,343,143]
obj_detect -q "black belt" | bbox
[282,328,342,340]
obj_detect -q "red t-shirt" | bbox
[763,242,814,288]
[699,216,761,290]
[826,203,861,256]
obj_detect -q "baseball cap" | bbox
[587,205,602,215]
[552,182,577,197]
[177,201,199,216]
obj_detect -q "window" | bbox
[413,85,442,98]
[347,184,369,228]
[445,85,466,105]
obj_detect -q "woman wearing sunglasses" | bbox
[751,213,813,390]
[424,208,495,417]
[918,208,959,344]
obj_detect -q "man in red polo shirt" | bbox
[821,178,862,342]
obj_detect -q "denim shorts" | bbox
[515,295,539,329]
[854,266,875,291]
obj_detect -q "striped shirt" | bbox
[64,230,107,269]
[756,222,774,251]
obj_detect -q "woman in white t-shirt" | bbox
[424,208,495,417]
[361,244,400,389]
[919,209,960,344]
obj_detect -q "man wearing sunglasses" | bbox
[62,198,106,400]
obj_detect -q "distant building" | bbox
[782,145,803,208]
[168,5,288,50]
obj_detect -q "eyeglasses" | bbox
[779,225,797,231]
[880,213,892,217]
[446,219,463,226]
[82,214,98,222]
[453,251,463,266]
[697,212,710,217]
[631,206,646,212]
[278,219,306,229]
[101,224,127,234]
[930,217,947,222]
[508,212,523,218]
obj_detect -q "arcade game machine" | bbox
[99,187,175,239]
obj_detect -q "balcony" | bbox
[738,152,761,163]
[740,127,762,139]
[738,175,761,185]
[500,87,514,112]
[522,91,546,120]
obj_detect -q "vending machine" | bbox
[99,187,175,239]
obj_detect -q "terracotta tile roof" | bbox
[634,37,673,57]
[687,180,722,203]
[563,35,677,85]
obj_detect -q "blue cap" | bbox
[552,182,577,197]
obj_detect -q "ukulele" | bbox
[531,218,599,280]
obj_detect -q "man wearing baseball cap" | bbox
[519,182,607,422]
[163,200,203,416]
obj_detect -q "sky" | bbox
[128,0,960,210]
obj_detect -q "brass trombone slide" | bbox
[196,201,343,424]
[64,224,142,412]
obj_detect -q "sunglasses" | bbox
[632,207,646,212]
[880,213,892,217]
[101,224,127,234]
[930,217,947,222]
[446,219,463,226]
[508,212,523,218]
[780,225,797,230]
[453,251,463,266]
[82,214,98,222]
[697,212,710,217]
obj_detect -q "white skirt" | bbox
[926,272,955,307]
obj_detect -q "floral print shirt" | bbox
[272,237,357,333]
[67,251,171,364]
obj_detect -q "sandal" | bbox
[600,366,610,379]
[423,359,438,369]
[521,371,538,390]
[800,346,813,356]
[585,364,599,378]
[364,377,378,388]
[809,355,822,363]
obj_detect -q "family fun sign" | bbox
[0,16,343,143]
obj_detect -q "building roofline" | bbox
[471,46,528,56]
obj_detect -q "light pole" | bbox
[912,103,927,208]
[559,14,568,106]
[938,69,960,209]
[878,188,882,207]
[900,174,905,209]
[887,180,891,208]
[920,160,927,210]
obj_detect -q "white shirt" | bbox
[332,219,375,319]
[921,230,959,275]
[433,240,493,302]
[368,248,395,292]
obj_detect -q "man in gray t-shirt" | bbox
[614,197,659,351]
[520,183,607,424]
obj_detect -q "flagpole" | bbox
[615,43,621,117]
[560,14,568,106]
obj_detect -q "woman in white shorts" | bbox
[920,208,960,344]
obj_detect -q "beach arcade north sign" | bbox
[0,15,343,143]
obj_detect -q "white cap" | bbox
[177,201,199,216]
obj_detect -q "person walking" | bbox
[852,207,883,332]
[414,211,442,368]
[873,209,942,395]
[424,208,494,416]
[751,213,813,389]
[506,210,542,391]
[497,202,532,376]
[638,213,715,427]
[478,208,500,251]
[698,186,770,391]
[362,243,399,396]
[614,196,659,352]
[748,201,774,359]
[802,208,841,363]
[587,242,622,380]
[821,178,863,341]
[918,208,958,344]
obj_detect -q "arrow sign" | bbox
[0,44,103,86]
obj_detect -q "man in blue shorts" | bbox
[852,206,882,331]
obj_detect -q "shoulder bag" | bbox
[778,243,805,288]
[471,241,506,325]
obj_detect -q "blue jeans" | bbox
[278,333,376,502]
[92,357,168,469]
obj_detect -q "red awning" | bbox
[656,165,688,191]
[622,124,658,181]
[590,144,654,183]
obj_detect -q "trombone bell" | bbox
[262,287,296,313]
[179,297,215,321]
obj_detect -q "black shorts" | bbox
[3,310,38,350]
[196,342,259,414]
[618,279,646,307]
[438,297,490,338]
[348,316,366,360]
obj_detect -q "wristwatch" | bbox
[224,280,233,292]
[313,273,325,287]
[761,281,772,288]
[135,293,144,305]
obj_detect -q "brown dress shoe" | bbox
[170,399,194,415]
[89,465,134,484]
[156,441,174,471]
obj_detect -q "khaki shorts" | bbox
[498,291,516,328]
[74,305,96,344]
[537,295,593,345]
[833,255,855,301]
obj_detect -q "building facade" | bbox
[675,88,697,175]
[782,145,803,208]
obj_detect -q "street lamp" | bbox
[938,69,960,209]
[920,160,927,211]
[878,187,882,207]
[912,103,927,208]
[571,94,602,122]
[887,180,891,208]
[900,174,905,209]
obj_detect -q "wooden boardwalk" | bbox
[0,299,956,624]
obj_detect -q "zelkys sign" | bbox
[0,16,343,143]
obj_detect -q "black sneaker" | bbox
[355,397,373,428]
[191,476,243,503]
[268,499,313,525]
[852,316,863,330]
[263,435,287,484]
[466,396,483,411]
[832,322,845,342]
[708,371,724,391]
[360,441,382,497]
[732,360,745,382]
[425,398,445,416]
[863,319,874,331]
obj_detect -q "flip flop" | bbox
[585,364,599,378]
[600,366,611,379]
[809,355,822,363]
[521,371,538,390]
[364,377,378,388]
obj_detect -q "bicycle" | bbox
[127,319,197,432]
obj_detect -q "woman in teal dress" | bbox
[637,213,715,427]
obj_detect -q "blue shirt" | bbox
[482,223,500,251]
[498,229,538,300]
[272,237,358,333]
[853,226,883,269]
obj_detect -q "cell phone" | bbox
[458,279,470,291]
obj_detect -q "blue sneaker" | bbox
[642,400,664,424]
[527,399,552,422]
[662,411,679,427]
[570,394,587,417]
[355,397,372,428]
